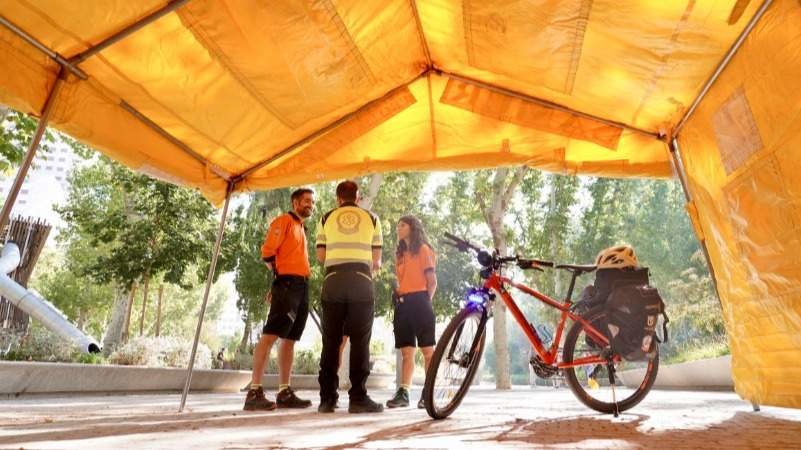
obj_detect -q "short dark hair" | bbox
[291,188,314,202]
[336,180,358,202]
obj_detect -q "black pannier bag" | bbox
[604,285,665,361]
[579,267,651,349]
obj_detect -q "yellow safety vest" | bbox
[316,203,382,268]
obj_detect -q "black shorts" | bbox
[262,276,309,341]
[393,291,435,348]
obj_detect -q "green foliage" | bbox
[75,352,107,365]
[55,156,219,289]
[107,336,212,369]
[0,108,92,174]
[29,249,114,338]
[1,324,79,363]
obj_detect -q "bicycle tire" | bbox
[562,305,659,414]
[423,306,487,419]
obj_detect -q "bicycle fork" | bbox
[447,308,488,368]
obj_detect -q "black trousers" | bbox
[318,267,375,402]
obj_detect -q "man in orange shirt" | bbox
[244,188,315,411]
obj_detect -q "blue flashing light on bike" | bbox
[464,287,490,306]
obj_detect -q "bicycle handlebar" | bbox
[443,232,555,272]
[443,232,481,253]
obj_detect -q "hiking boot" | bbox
[318,399,336,413]
[385,388,410,408]
[276,387,312,409]
[348,396,384,413]
[417,397,425,409]
[243,387,276,411]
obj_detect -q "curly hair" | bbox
[396,215,433,259]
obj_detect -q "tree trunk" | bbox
[478,165,527,390]
[139,274,150,336]
[550,182,561,297]
[121,283,137,344]
[358,174,383,210]
[103,285,133,354]
[238,318,252,354]
[155,284,164,337]
[0,105,10,124]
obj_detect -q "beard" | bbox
[298,206,313,218]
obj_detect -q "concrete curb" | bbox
[618,355,733,390]
[0,361,394,396]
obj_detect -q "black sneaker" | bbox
[417,397,426,409]
[243,387,276,411]
[349,396,384,413]
[386,388,410,408]
[318,399,336,413]
[276,387,312,409]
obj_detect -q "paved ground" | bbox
[1,386,800,449]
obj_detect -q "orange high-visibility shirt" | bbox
[261,211,310,277]
[396,243,436,295]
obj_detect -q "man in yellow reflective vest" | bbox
[316,180,384,413]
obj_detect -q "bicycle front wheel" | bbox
[423,305,487,419]
[562,305,659,414]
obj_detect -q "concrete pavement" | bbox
[1,386,800,449]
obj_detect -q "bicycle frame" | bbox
[483,273,611,369]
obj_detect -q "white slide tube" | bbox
[0,242,100,353]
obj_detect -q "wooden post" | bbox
[122,283,138,343]
[139,274,150,336]
[155,284,164,337]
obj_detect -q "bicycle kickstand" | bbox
[606,361,620,418]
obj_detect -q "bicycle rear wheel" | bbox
[562,305,659,414]
[423,306,487,419]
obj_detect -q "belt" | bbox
[324,262,371,277]
[275,274,309,282]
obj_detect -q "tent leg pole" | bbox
[179,184,233,412]
[0,68,65,233]
[668,137,723,307]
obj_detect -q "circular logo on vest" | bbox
[336,211,361,235]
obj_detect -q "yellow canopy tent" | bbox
[1,0,799,410]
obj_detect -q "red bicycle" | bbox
[422,233,659,419]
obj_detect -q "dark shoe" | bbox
[417,397,425,409]
[318,399,336,413]
[276,387,312,409]
[243,387,276,411]
[349,396,384,414]
[385,388,410,408]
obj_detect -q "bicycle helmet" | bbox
[595,245,638,269]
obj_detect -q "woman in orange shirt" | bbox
[386,215,437,409]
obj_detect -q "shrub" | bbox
[1,325,75,362]
[108,336,211,369]
[224,348,320,374]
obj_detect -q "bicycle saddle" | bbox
[555,264,597,274]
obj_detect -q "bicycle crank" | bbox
[529,355,560,378]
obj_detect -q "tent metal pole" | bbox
[673,0,773,135]
[119,101,230,181]
[0,68,66,234]
[0,16,87,79]
[667,137,723,307]
[437,69,660,140]
[68,0,190,65]
[179,183,233,412]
